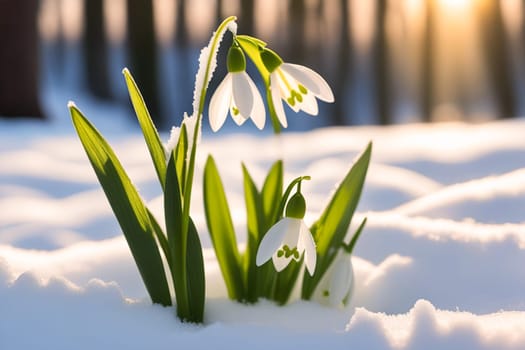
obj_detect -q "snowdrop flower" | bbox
[208,44,265,132]
[314,250,354,307]
[261,48,334,128]
[256,191,316,275]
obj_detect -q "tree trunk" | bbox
[0,0,44,119]
[288,0,306,63]
[332,0,352,125]
[421,0,435,122]
[83,0,112,100]
[373,0,391,125]
[477,0,517,119]
[127,0,161,125]
[238,0,255,34]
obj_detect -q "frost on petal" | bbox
[232,72,254,119]
[270,73,288,128]
[247,74,266,130]
[328,255,353,306]
[282,63,334,102]
[256,219,289,266]
[298,221,316,275]
[209,74,233,132]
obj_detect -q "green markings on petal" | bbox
[298,84,308,94]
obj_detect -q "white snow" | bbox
[1,111,525,349]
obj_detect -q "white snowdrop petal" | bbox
[256,219,289,266]
[230,106,248,125]
[232,72,254,119]
[270,73,288,128]
[329,255,352,306]
[299,91,319,116]
[282,63,334,102]
[299,221,316,275]
[209,74,232,132]
[247,75,266,129]
[272,253,292,272]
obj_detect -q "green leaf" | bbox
[186,218,205,322]
[203,155,245,301]
[302,142,372,299]
[174,123,188,195]
[241,164,264,302]
[123,68,167,190]
[261,160,283,225]
[257,160,284,298]
[164,152,188,317]
[147,208,172,271]
[70,104,171,306]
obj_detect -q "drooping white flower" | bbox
[314,251,354,307]
[208,45,265,131]
[255,217,316,275]
[256,190,316,275]
[261,48,334,128]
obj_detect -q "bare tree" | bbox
[0,0,43,119]
[476,0,517,119]
[127,0,161,125]
[83,0,112,100]
[373,0,391,125]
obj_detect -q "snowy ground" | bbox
[1,106,525,349]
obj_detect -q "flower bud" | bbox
[227,45,246,73]
[285,192,306,219]
[261,48,283,73]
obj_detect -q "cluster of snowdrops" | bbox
[68,16,371,323]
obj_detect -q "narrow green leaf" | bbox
[186,218,205,322]
[242,164,264,302]
[147,208,172,271]
[257,160,284,298]
[174,123,188,195]
[70,104,171,306]
[203,155,245,301]
[261,160,283,225]
[302,142,372,299]
[164,152,190,319]
[123,68,167,189]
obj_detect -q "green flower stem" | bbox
[179,16,237,315]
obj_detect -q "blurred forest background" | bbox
[1,0,525,131]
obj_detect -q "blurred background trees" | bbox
[1,0,525,130]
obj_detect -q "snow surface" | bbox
[1,109,525,349]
